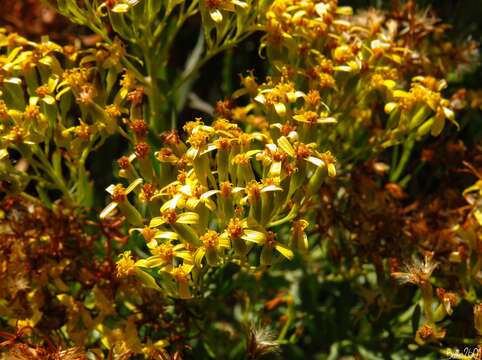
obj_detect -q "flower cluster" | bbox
[104,116,336,298]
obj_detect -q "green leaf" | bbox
[134,268,161,291]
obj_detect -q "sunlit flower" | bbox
[116,251,136,278]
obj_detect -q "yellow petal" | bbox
[100,202,118,219]
[150,217,166,227]
[241,229,266,244]
[305,156,324,167]
[277,136,295,157]
[210,9,223,23]
[261,184,283,192]
[125,178,143,194]
[177,212,199,224]
[194,248,206,268]
[327,163,336,177]
[384,102,398,114]
[275,243,294,260]
[274,102,286,117]
[154,231,179,240]
[317,117,337,124]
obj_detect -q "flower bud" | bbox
[232,237,248,257]
[416,117,434,138]
[205,248,218,266]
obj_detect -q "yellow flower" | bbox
[100,178,144,225]
[116,251,136,278]
[194,230,230,267]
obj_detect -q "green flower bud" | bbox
[232,236,248,257]
[205,247,218,266]
[409,105,430,130]
[172,223,201,246]
[416,117,435,138]
[118,200,144,226]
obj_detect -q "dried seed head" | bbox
[392,253,438,287]
[77,85,94,104]
[246,324,280,359]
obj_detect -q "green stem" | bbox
[267,204,299,228]
[31,145,75,207]
[390,135,415,183]
[277,299,294,341]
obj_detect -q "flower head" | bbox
[392,253,438,286]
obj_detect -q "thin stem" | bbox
[32,145,75,206]
[390,134,415,183]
